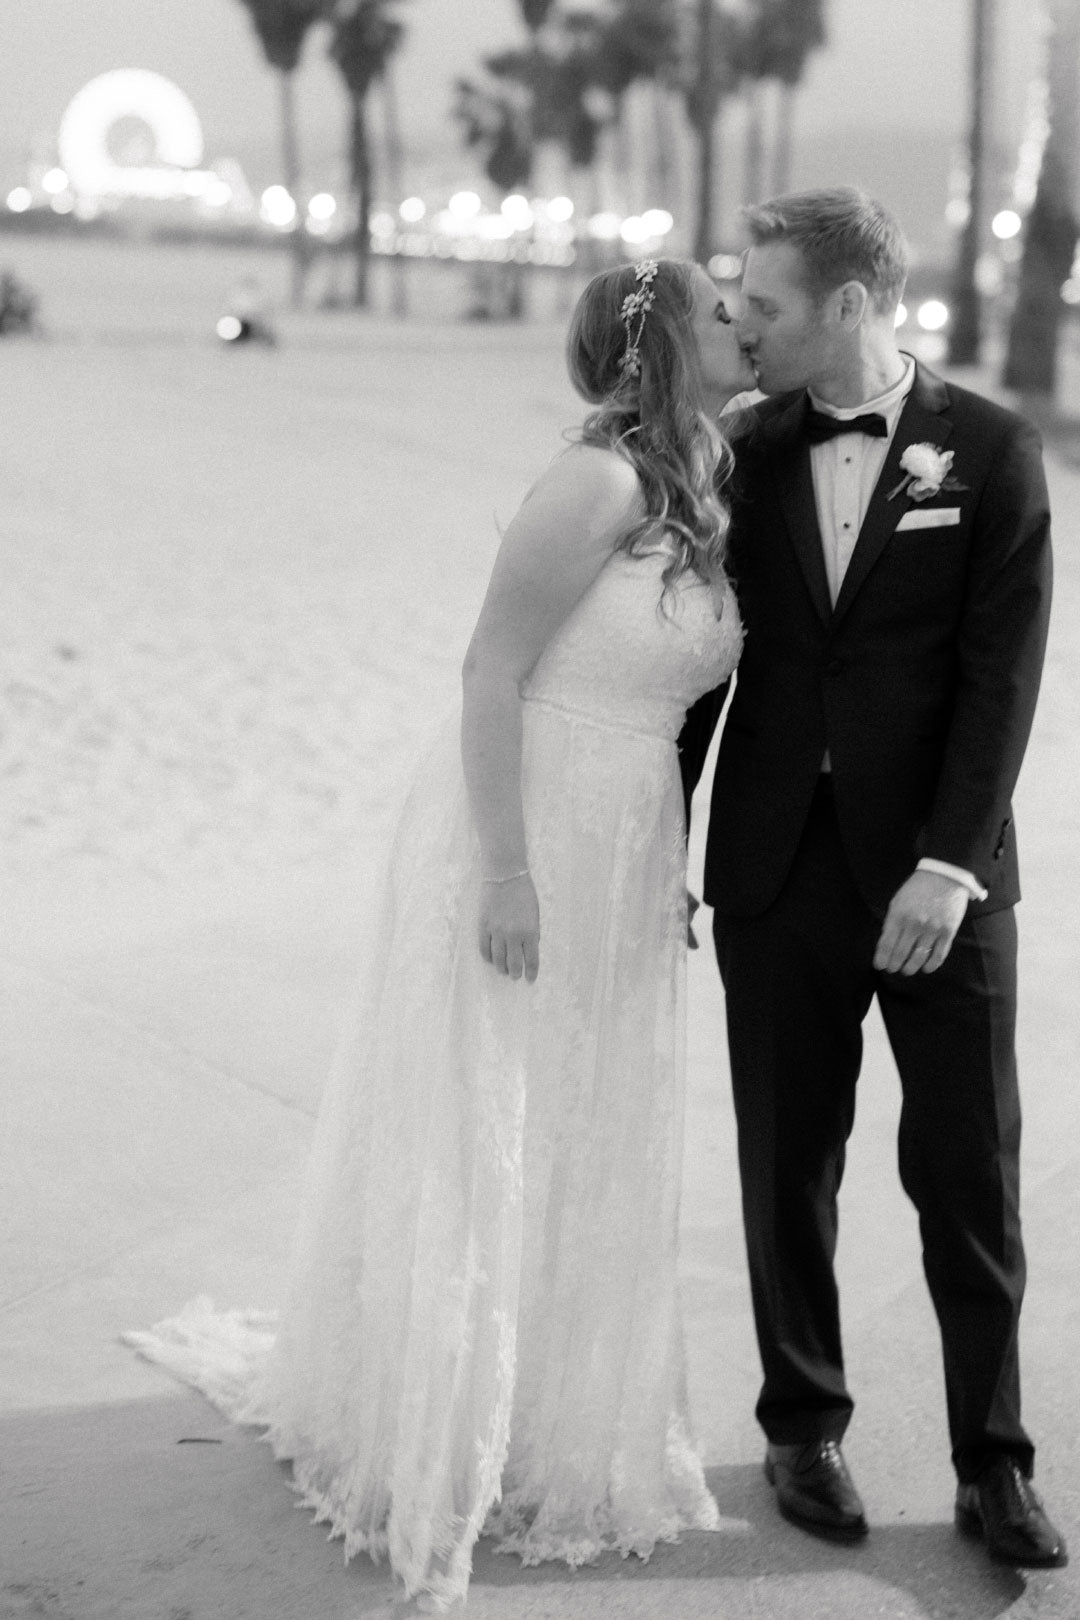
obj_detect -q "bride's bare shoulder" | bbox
[523,442,643,527]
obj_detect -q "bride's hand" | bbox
[479,874,540,983]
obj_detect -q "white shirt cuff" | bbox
[916,858,989,902]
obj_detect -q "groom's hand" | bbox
[874,870,970,976]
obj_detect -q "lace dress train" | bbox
[125,549,743,1610]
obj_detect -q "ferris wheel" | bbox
[57,69,205,199]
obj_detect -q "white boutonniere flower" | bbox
[887,443,968,502]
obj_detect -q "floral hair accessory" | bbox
[618,259,659,377]
[887,442,968,502]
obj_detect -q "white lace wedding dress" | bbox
[125,546,743,1611]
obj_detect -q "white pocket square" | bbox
[895,506,961,531]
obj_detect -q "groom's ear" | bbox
[835,280,869,329]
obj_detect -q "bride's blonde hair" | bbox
[566,259,733,601]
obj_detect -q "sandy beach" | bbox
[1,235,1078,1619]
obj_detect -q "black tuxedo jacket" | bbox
[678,362,1053,918]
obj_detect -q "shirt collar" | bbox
[808,354,916,429]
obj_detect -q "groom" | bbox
[679,187,1066,1566]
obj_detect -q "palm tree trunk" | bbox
[350,92,372,309]
[743,80,766,209]
[949,0,994,364]
[650,81,678,217]
[691,0,720,263]
[278,68,308,309]
[614,97,634,215]
[773,82,795,195]
[1003,0,1080,395]
[380,64,408,317]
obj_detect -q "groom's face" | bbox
[738,242,835,395]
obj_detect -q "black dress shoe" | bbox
[765,1440,868,1543]
[956,1456,1068,1567]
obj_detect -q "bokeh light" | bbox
[260,185,297,228]
[547,195,574,223]
[991,209,1022,240]
[42,167,70,195]
[917,299,949,332]
[895,302,908,328]
[640,208,674,237]
[203,178,233,209]
[448,190,482,220]
[587,212,622,241]
[500,194,533,230]
[5,187,32,213]
[708,253,743,280]
[399,196,426,223]
[307,192,337,222]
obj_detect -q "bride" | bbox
[126,257,755,1612]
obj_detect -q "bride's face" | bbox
[689,266,757,404]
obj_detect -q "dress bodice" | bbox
[522,548,743,741]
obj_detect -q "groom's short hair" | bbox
[744,188,909,314]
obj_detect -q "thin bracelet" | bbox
[482,868,529,884]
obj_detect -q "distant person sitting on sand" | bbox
[217,274,276,346]
[0,267,38,335]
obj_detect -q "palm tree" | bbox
[235,0,323,304]
[325,0,409,308]
[684,0,742,262]
[736,0,827,206]
[585,0,681,214]
[1003,0,1080,397]
[948,0,995,365]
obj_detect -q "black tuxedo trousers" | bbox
[713,777,1031,1481]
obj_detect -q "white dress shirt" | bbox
[808,358,987,902]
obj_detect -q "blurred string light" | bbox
[5,186,32,212]
[202,178,233,209]
[305,191,337,235]
[1060,242,1080,305]
[399,196,425,223]
[641,208,673,236]
[991,209,1022,240]
[917,299,949,331]
[42,167,69,195]
[895,302,908,328]
[587,211,622,240]
[547,195,574,223]
[260,185,297,228]
[708,253,742,280]
[501,193,533,230]
[448,190,481,220]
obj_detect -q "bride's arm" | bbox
[461,445,642,982]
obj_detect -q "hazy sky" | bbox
[0,1,1042,195]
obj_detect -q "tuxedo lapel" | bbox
[764,395,833,628]
[831,363,953,626]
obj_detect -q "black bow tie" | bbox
[804,405,889,444]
